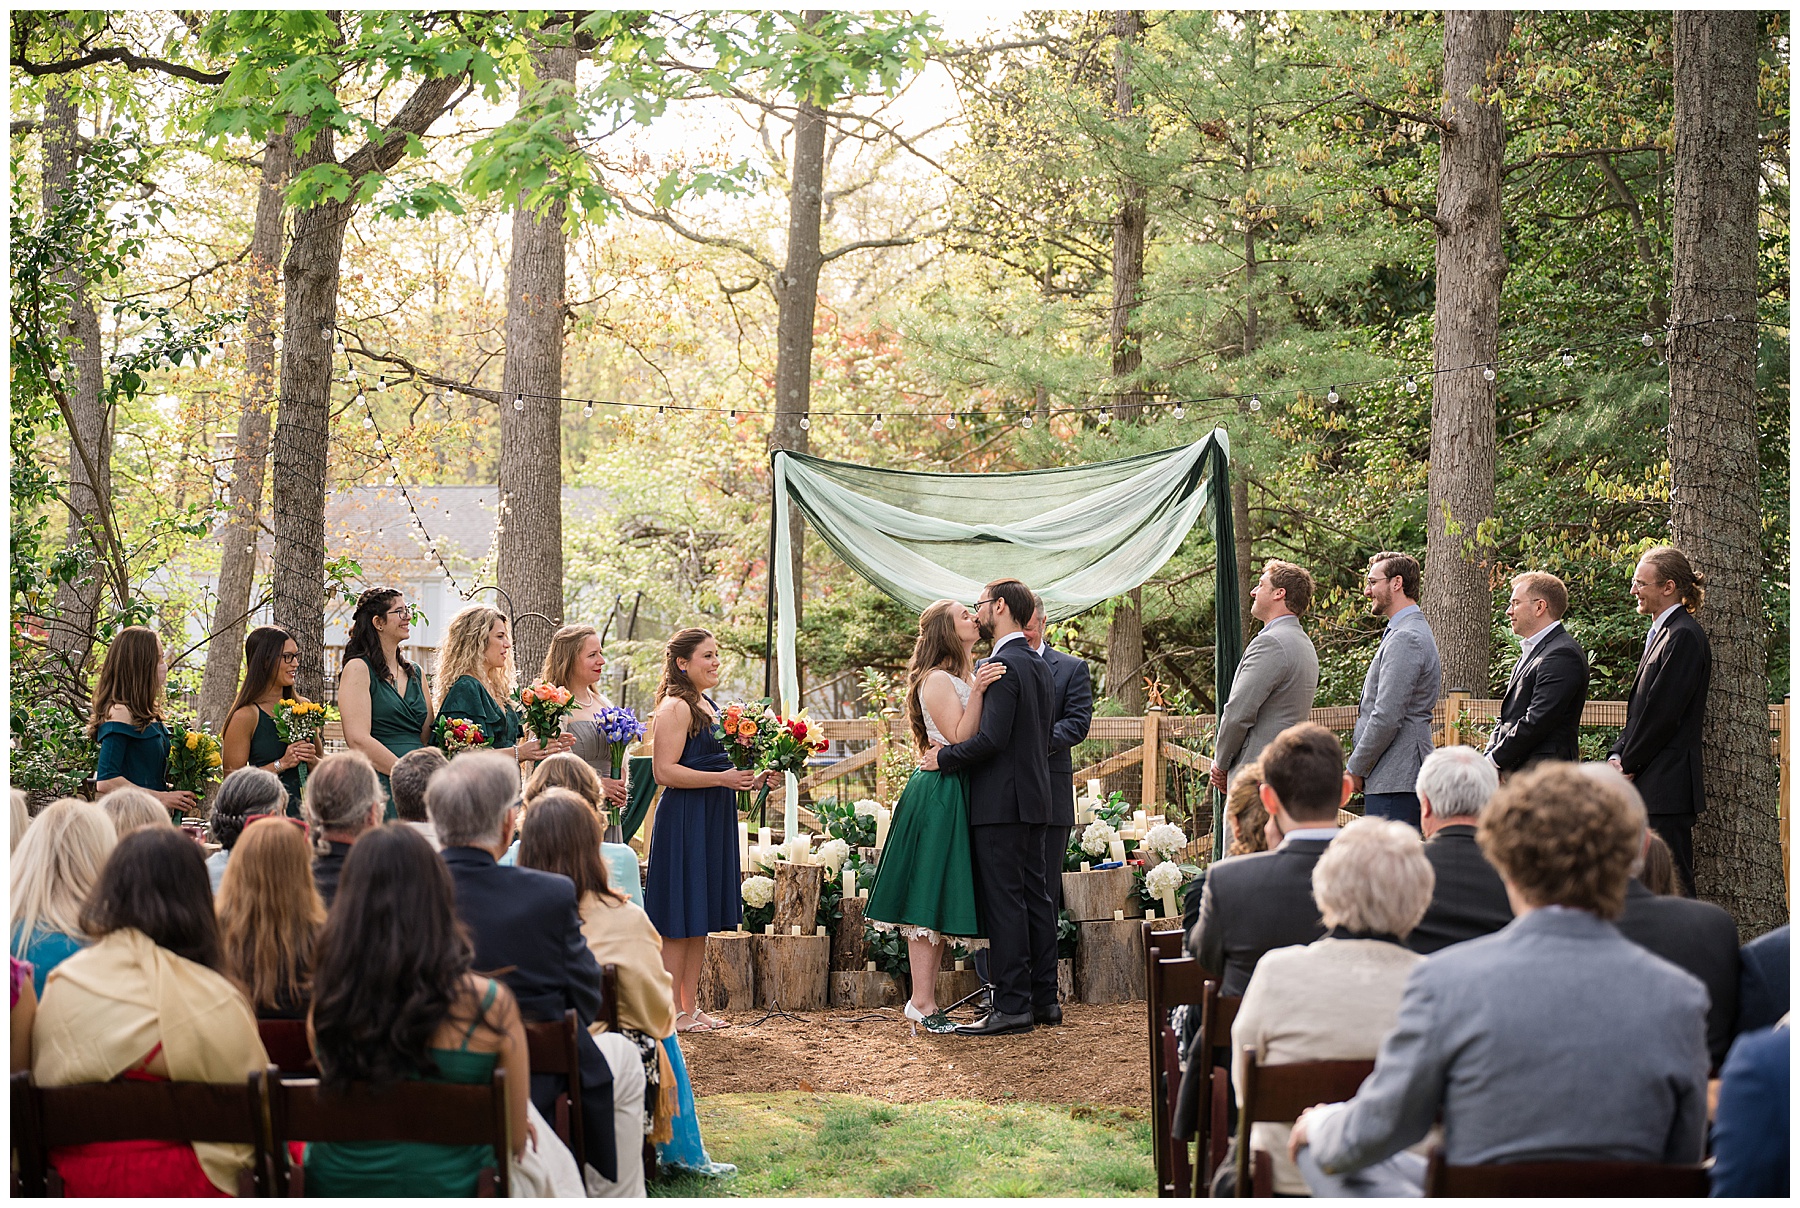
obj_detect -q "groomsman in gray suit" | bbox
[1348,552,1442,829]
[1209,560,1321,794]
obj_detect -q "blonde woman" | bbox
[98,786,173,838]
[540,624,630,815]
[433,604,568,767]
[10,799,117,995]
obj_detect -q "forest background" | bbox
[10,11,1790,929]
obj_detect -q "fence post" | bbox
[877,708,901,807]
[1443,689,1470,748]
[1141,709,1163,807]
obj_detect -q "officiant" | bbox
[1021,594,1093,921]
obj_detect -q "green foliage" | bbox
[862,920,908,979]
[9,701,97,798]
[814,794,876,848]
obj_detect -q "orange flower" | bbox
[521,687,536,705]
[738,719,758,737]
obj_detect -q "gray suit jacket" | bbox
[1213,615,1319,777]
[1348,606,1442,794]
[1308,909,1709,1174]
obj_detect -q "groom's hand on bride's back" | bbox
[919,744,945,771]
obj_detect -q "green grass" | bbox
[650,1092,1154,1198]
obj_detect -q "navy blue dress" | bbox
[644,699,741,939]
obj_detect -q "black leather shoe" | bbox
[1034,1004,1063,1026]
[954,1010,1035,1037]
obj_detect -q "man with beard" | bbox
[1347,552,1442,829]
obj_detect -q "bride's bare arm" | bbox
[921,663,1006,746]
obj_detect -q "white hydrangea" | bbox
[1145,861,1186,901]
[852,799,881,817]
[741,875,776,909]
[815,837,850,873]
[1080,819,1120,858]
[745,844,780,871]
[1143,822,1188,860]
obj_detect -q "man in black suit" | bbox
[1610,545,1712,896]
[1485,571,1588,774]
[1023,595,1094,918]
[430,752,641,1193]
[1407,745,1512,954]
[921,578,1058,1036]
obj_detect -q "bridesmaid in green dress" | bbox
[336,589,432,820]
[431,604,569,769]
[221,626,319,816]
[89,626,196,816]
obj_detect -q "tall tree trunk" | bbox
[42,85,110,693]
[499,43,578,682]
[1108,9,1149,423]
[1232,472,1254,636]
[1669,10,1781,935]
[271,127,348,703]
[1423,10,1510,695]
[197,125,293,728]
[1107,586,1146,713]
[769,9,828,705]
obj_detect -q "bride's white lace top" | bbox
[922,673,972,747]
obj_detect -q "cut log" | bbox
[935,969,981,1006]
[1061,867,1142,922]
[753,933,830,1010]
[831,896,868,971]
[1076,917,1146,1005]
[699,931,756,1014]
[830,970,901,1009]
[772,863,824,934]
[1057,958,1075,1004]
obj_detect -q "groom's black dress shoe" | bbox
[954,1010,1035,1037]
[1034,1004,1063,1026]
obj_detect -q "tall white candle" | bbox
[758,825,772,849]
[843,866,857,900]
[1161,889,1179,919]
[784,772,800,846]
[1109,838,1127,864]
[875,806,892,850]
[738,821,750,863]
[1087,778,1104,799]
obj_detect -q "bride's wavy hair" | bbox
[906,600,973,752]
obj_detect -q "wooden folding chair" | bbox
[257,1018,316,1075]
[1235,1049,1375,1196]
[12,1066,277,1197]
[1424,1146,1710,1197]
[266,1068,511,1196]
[524,1009,587,1174]
[1145,952,1208,1197]
[1193,979,1242,1193]
[1142,919,1188,1194]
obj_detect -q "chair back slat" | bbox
[522,1009,586,1173]
[1146,957,1208,1198]
[1237,1052,1376,1196]
[1425,1148,1711,1198]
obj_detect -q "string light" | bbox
[1559,350,1574,368]
[1482,365,1496,381]
[1326,386,1340,404]
[1021,414,1034,428]
[1405,376,1418,394]
[1172,403,1185,419]
[513,395,524,412]
[799,414,811,431]
[1641,333,1655,346]
[945,414,957,429]
[1098,408,1111,426]
[582,404,594,417]
[1249,395,1262,412]
[871,414,885,433]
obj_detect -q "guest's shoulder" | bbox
[502,862,579,901]
[1204,848,1282,887]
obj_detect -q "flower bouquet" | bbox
[517,681,576,748]
[166,721,222,813]
[593,704,646,779]
[272,697,334,788]
[717,700,772,815]
[436,715,488,754]
[752,712,829,826]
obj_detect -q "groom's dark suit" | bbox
[936,632,1058,1018]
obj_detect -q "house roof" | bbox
[294,484,611,575]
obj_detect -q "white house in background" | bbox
[161,485,611,698]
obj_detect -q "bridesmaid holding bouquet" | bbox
[539,624,632,828]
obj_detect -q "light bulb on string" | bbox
[1022,414,1035,428]
[871,414,885,433]
[1172,403,1186,419]
[334,337,345,356]
[347,366,357,381]
[946,414,957,429]
[729,409,737,421]
[1405,376,1418,394]
[1327,386,1340,404]
[582,404,594,418]
[1560,350,1574,368]
[1098,408,1112,426]
[799,414,810,431]
[1482,365,1496,382]
[513,395,524,412]
[657,405,666,416]
[1249,395,1262,412]
[377,376,387,393]
[1641,333,1654,347]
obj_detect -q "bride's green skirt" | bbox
[864,767,983,939]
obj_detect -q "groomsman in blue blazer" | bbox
[1023,596,1094,924]
[1348,552,1442,829]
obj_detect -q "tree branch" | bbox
[819,226,948,264]
[613,194,778,272]
[15,45,229,84]
[1347,89,1451,133]
[1501,143,1661,175]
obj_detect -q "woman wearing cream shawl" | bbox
[33,829,268,1196]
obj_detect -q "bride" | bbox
[864,599,1005,1032]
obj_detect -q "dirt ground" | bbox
[680,1002,1152,1110]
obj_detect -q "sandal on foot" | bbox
[691,1010,730,1031]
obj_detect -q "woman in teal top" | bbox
[304,826,548,1195]
[90,626,196,815]
[431,604,567,767]
[221,626,319,816]
[336,589,432,820]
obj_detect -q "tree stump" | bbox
[1061,868,1141,922]
[1075,917,1146,1004]
[830,970,901,1008]
[936,968,981,1006]
[1057,958,1075,1004]
[831,896,868,971]
[699,931,755,1014]
[753,933,830,1010]
[772,863,824,935]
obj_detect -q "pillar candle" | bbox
[816,925,828,937]
[758,826,772,848]
[1161,889,1179,920]
[1087,778,1104,799]
[954,959,966,972]
[875,807,892,850]
[843,867,857,900]
[858,888,868,899]
[1113,909,1125,921]
[790,925,802,936]
[765,924,775,935]
[738,821,749,863]
[1079,860,1091,873]
[784,772,800,845]
[1146,907,1158,921]
[1110,839,1127,864]
[865,960,877,972]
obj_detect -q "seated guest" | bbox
[1737,924,1790,1034]
[12,957,36,1072]
[204,766,288,892]
[10,799,116,995]
[1639,829,1683,896]
[430,752,644,1195]
[99,785,173,837]
[1289,763,1709,1196]
[1708,1020,1789,1197]
[304,825,581,1196]
[1189,722,1351,995]
[1601,765,1739,1071]
[303,751,385,907]
[216,817,326,1020]
[518,752,645,903]
[518,790,736,1179]
[389,745,448,850]
[32,827,269,1196]
[1406,745,1511,954]
[1230,818,1434,1196]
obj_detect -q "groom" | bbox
[920,578,1059,1036]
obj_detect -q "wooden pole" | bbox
[1141,708,1163,807]
[1443,689,1470,748]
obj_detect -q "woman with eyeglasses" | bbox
[221,625,318,816]
[337,588,433,819]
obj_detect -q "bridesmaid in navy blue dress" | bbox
[645,628,759,1032]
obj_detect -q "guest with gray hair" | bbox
[433,752,641,1195]
[205,766,288,893]
[388,745,448,850]
[1406,745,1511,955]
[1224,818,1434,1195]
[303,751,385,907]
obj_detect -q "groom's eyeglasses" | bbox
[973,597,996,610]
